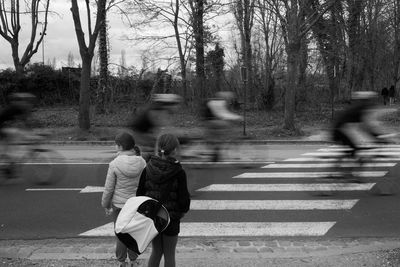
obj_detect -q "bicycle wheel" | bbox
[22,149,66,185]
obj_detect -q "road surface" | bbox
[1,143,400,240]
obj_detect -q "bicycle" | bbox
[315,140,400,196]
[0,128,65,185]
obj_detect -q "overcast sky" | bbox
[0,1,237,73]
[0,0,151,71]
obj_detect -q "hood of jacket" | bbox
[112,152,146,177]
[146,155,182,184]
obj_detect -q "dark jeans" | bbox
[112,206,138,263]
[148,234,178,267]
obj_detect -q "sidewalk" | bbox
[1,237,400,266]
[2,135,400,266]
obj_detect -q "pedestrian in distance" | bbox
[136,133,191,267]
[381,87,388,105]
[101,131,147,267]
[389,85,395,105]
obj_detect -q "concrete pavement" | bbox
[1,237,400,265]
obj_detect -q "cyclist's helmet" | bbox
[351,91,378,100]
[151,94,182,106]
[9,92,37,103]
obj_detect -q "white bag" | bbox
[115,196,170,254]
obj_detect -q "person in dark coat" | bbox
[332,91,386,159]
[127,94,182,155]
[381,87,388,105]
[136,133,190,267]
[389,85,395,105]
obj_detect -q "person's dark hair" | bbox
[156,133,180,157]
[115,132,140,154]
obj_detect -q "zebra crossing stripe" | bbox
[79,221,336,237]
[284,157,400,162]
[318,147,400,152]
[198,183,375,192]
[179,222,336,236]
[233,171,387,178]
[303,151,400,157]
[190,199,358,210]
[328,144,400,148]
[261,163,396,168]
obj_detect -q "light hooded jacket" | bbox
[102,151,146,209]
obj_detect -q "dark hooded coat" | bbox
[136,155,190,225]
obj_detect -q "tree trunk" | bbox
[284,1,300,131]
[79,58,92,130]
[347,0,364,94]
[284,42,299,131]
[193,0,205,103]
[394,0,400,89]
[96,3,108,114]
[173,4,188,103]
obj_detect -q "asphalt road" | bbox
[1,144,400,240]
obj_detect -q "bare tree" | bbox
[271,0,337,131]
[233,0,256,102]
[67,51,76,67]
[306,0,345,116]
[96,0,128,114]
[254,0,284,109]
[393,0,400,89]
[123,0,193,102]
[189,0,206,102]
[0,0,50,76]
[70,0,106,130]
[96,0,108,114]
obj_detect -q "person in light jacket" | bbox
[136,133,190,267]
[102,131,146,267]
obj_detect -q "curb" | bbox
[1,237,400,260]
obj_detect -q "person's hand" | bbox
[105,208,113,216]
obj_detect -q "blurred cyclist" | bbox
[332,91,388,161]
[201,91,242,162]
[0,92,36,178]
[0,93,36,139]
[126,94,182,157]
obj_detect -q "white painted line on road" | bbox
[319,147,400,152]
[20,162,108,165]
[197,183,376,191]
[303,151,400,157]
[79,222,113,236]
[190,199,358,210]
[26,188,82,191]
[233,171,387,178]
[79,221,336,237]
[182,161,275,165]
[329,144,400,148]
[179,222,336,236]
[26,186,105,193]
[80,186,104,193]
[283,157,400,162]
[261,163,396,168]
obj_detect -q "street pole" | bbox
[39,22,46,64]
[241,66,247,136]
